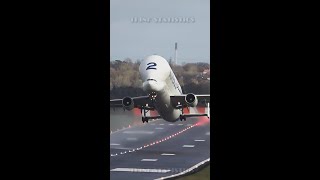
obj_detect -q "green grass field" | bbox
[176,165,210,180]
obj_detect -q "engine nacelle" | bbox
[122,97,134,111]
[185,93,198,107]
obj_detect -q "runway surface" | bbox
[110,117,210,180]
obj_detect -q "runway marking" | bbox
[168,124,174,126]
[154,158,210,179]
[155,127,164,130]
[178,124,183,126]
[161,153,175,156]
[123,131,154,134]
[159,124,164,126]
[141,159,158,162]
[194,140,205,142]
[110,119,161,135]
[110,143,120,146]
[110,168,170,173]
[110,122,203,158]
[112,147,132,150]
[183,145,195,148]
[126,137,137,141]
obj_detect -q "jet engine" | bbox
[185,93,198,107]
[122,97,134,110]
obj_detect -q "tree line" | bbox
[110,58,210,99]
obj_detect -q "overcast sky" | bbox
[110,0,210,64]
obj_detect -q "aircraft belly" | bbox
[154,92,180,122]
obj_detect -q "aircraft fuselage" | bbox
[139,55,182,122]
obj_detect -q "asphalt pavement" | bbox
[110,117,210,180]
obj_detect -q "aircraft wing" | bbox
[170,94,210,107]
[170,94,211,118]
[110,96,155,110]
[110,98,123,107]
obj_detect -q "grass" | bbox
[176,165,210,180]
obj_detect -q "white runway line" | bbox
[154,158,210,179]
[126,137,137,141]
[122,131,154,134]
[112,147,132,150]
[182,145,195,148]
[161,153,175,156]
[141,159,158,162]
[155,127,164,130]
[178,124,183,126]
[194,140,205,142]
[110,168,170,173]
[110,143,120,146]
[168,124,174,126]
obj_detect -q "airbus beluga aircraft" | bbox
[110,55,210,123]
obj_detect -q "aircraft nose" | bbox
[142,79,164,92]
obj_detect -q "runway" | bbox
[110,117,210,180]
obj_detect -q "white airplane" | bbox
[110,55,210,123]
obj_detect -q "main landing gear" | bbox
[179,106,187,121]
[142,117,148,123]
[141,92,157,123]
[179,114,186,121]
[141,107,149,123]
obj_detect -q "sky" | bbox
[110,0,210,64]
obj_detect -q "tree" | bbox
[110,58,210,98]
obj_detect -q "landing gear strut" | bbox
[179,106,187,121]
[142,117,148,123]
[179,114,186,121]
[141,107,149,123]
